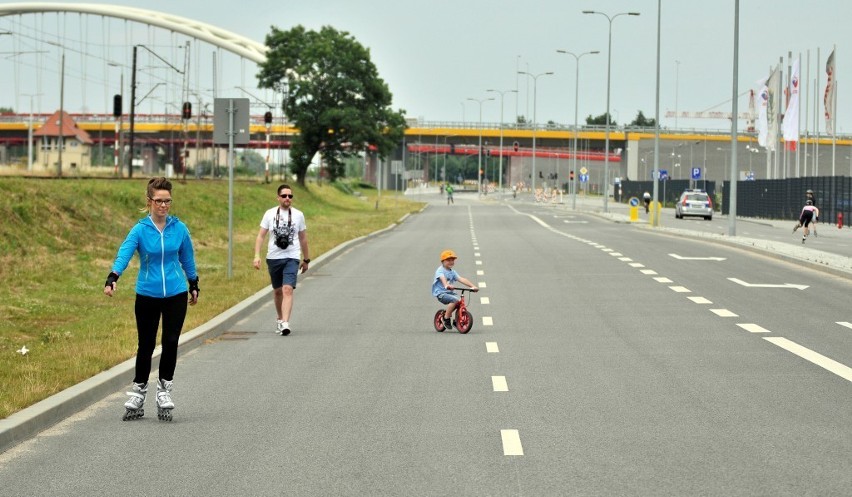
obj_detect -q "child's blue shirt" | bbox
[431,265,459,297]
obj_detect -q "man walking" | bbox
[253,184,311,335]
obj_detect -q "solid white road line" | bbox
[737,323,772,334]
[492,376,508,392]
[483,316,494,326]
[500,429,524,456]
[669,286,691,293]
[764,337,852,382]
[480,297,490,305]
[710,309,739,317]
[836,321,852,330]
[486,342,499,353]
[688,296,713,304]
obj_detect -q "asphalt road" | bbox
[1,193,851,496]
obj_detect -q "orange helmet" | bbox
[440,250,457,261]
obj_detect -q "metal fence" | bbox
[620,179,717,206]
[620,177,852,226]
[721,176,852,226]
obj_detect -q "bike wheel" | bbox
[433,310,446,332]
[457,310,473,334]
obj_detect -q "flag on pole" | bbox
[783,58,800,151]
[766,65,780,152]
[824,49,836,135]
[757,83,769,147]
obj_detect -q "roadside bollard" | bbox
[838,212,843,229]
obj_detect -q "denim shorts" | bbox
[436,292,460,305]
[267,258,299,289]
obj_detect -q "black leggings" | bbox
[133,292,188,384]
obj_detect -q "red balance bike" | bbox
[433,287,478,334]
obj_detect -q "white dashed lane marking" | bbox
[710,309,738,317]
[492,376,508,392]
[669,286,691,293]
[477,270,484,276]
[486,342,499,353]
[654,277,674,283]
[501,429,524,456]
[475,261,482,265]
[737,323,771,334]
[688,296,713,304]
[630,263,645,268]
[836,322,852,330]
[641,269,658,275]
[483,316,493,326]
[478,282,487,288]
[480,297,490,305]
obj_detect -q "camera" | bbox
[274,233,290,250]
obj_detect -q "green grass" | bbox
[0,177,422,419]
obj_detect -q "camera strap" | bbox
[274,207,292,232]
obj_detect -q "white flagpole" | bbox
[805,49,810,177]
[816,47,820,176]
[832,45,837,177]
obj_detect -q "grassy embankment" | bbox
[0,177,423,419]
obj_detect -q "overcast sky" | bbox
[0,0,848,134]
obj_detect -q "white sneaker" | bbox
[276,320,285,335]
[280,321,291,336]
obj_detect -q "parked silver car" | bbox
[675,190,713,220]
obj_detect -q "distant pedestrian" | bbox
[253,184,311,336]
[806,189,819,236]
[643,191,651,213]
[104,177,199,421]
[446,184,454,205]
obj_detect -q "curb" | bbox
[0,216,410,454]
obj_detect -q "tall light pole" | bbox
[23,93,43,172]
[467,97,494,196]
[486,88,517,196]
[583,9,640,213]
[557,49,599,210]
[518,71,554,194]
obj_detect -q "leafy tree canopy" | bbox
[257,25,407,185]
[585,112,616,126]
[629,110,656,127]
[0,106,14,113]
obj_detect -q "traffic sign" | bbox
[658,169,669,180]
[691,167,702,180]
[580,167,588,175]
[580,174,589,183]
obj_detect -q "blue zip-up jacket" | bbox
[111,215,198,298]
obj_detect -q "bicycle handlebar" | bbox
[450,287,479,293]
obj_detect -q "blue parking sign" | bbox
[691,167,702,180]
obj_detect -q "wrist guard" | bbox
[105,272,119,288]
[188,277,200,296]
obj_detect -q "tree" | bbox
[585,112,616,126]
[0,106,13,113]
[629,110,656,128]
[257,25,407,186]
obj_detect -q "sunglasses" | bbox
[279,194,294,199]
[148,198,173,206]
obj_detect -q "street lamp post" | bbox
[583,9,640,213]
[518,71,554,194]
[557,49,600,210]
[467,97,494,196]
[486,88,518,196]
[22,93,43,172]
